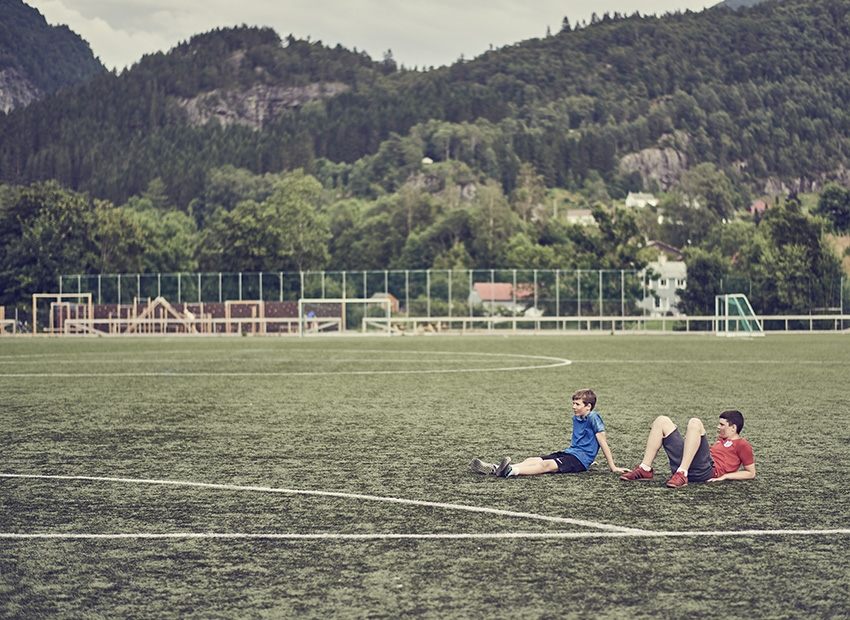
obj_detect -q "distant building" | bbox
[625,192,660,208]
[748,200,769,217]
[566,209,596,226]
[638,254,687,316]
[646,240,683,261]
[469,282,535,315]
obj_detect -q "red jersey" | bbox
[709,437,754,478]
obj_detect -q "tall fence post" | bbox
[426,270,431,318]
[556,269,560,318]
[448,270,452,318]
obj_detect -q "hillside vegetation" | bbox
[0,0,104,110]
[0,0,849,316]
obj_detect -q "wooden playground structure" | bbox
[28,294,335,336]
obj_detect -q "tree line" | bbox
[1,164,846,316]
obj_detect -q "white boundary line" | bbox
[2,474,850,541]
[0,473,637,533]
[3,530,850,540]
[0,351,571,377]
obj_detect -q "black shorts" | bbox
[541,452,587,474]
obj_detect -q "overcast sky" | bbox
[27,0,716,72]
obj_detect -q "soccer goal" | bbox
[298,298,392,335]
[715,294,764,337]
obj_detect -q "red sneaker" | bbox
[620,466,654,481]
[666,471,688,488]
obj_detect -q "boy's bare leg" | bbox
[677,418,707,472]
[509,457,560,476]
[640,415,678,468]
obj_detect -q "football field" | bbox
[1,334,849,618]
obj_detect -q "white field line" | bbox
[3,474,849,541]
[3,530,850,541]
[0,473,636,533]
[0,352,571,377]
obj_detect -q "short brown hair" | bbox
[572,389,596,409]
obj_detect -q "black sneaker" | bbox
[495,456,512,477]
[470,458,497,475]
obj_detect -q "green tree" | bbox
[510,163,546,224]
[0,182,95,307]
[813,183,850,233]
[676,248,729,316]
[468,179,521,267]
[199,170,330,272]
[91,201,148,273]
[662,163,740,248]
[262,170,330,272]
[504,232,564,269]
[744,200,844,313]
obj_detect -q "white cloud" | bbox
[27,0,714,72]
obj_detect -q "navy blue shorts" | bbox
[541,451,587,473]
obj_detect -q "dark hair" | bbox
[720,410,744,434]
[572,389,596,409]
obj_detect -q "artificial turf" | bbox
[1,334,849,618]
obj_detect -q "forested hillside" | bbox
[6,0,850,201]
[0,0,104,111]
[0,0,849,317]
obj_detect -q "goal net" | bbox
[715,294,764,337]
[298,298,392,334]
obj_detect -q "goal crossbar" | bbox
[298,298,392,336]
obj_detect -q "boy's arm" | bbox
[595,431,630,473]
[708,462,756,482]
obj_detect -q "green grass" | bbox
[1,334,850,618]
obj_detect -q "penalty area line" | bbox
[0,473,636,533]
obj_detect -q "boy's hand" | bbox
[611,466,630,473]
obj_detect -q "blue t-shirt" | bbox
[564,410,605,469]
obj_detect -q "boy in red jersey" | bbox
[619,410,755,488]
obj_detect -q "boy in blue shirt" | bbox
[471,388,629,477]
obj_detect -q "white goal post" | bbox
[715,294,764,337]
[298,298,392,335]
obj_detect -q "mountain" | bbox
[0,0,104,112]
[3,0,850,206]
[713,0,767,8]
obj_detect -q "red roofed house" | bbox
[748,200,769,217]
[469,282,536,315]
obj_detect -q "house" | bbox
[468,282,535,315]
[646,240,683,261]
[748,200,769,217]
[625,192,660,208]
[566,209,596,226]
[638,254,687,316]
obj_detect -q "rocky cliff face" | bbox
[619,145,688,191]
[178,82,349,130]
[0,67,42,113]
